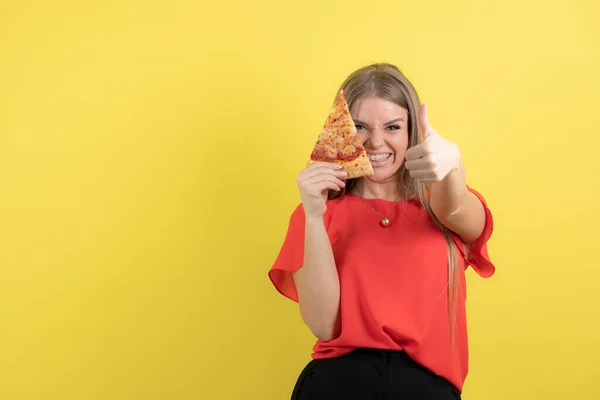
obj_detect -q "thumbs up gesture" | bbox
[404,104,461,183]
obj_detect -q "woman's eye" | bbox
[387,125,401,131]
[355,125,365,131]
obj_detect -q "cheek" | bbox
[391,135,409,159]
[394,148,407,161]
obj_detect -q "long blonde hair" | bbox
[330,63,460,342]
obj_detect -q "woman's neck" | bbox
[353,178,406,201]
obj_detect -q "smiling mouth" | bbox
[367,153,392,163]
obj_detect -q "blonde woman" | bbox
[269,63,495,400]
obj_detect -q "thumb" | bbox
[418,104,434,138]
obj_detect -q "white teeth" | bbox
[368,154,391,162]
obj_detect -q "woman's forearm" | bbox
[429,158,486,243]
[429,158,468,219]
[292,216,341,342]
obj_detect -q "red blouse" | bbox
[268,188,495,393]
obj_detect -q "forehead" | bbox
[351,96,408,120]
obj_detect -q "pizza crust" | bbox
[341,152,374,179]
[307,153,372,179]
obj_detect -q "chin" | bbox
[367,166,401,182]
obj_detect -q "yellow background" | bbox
[1,0,599,399]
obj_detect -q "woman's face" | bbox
[352,96,410,183]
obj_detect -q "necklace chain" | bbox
[357,190,403,227]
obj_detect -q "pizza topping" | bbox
[307,90,374,178]
[310,147,323,160]
[340,142,356,154]
[311,145,341,162]
[326,146,337,159]
[339,148,360,161]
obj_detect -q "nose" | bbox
[367,129,384,148]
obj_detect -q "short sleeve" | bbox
[455,186,496,278]
[268,204,306,302]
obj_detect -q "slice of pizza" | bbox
[308,90,374,179]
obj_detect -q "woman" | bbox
[269,63,495,400]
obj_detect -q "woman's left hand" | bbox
[404,104,462,183]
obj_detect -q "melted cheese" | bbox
[326,146,337,158]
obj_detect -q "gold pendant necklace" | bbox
[357,192,403,227]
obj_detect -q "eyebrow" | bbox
[353,117,405,126]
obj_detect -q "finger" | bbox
[404,158,429,171]
[301,162,342,177]
[418,104,431,131]
[409,169,436,180]
[309,175,346,189]
[418,104,435,139]
[323,181,343,192]
[415,176,439,183]
[304,166,348,181]
[308,180,343,195]
[405,144,428,160]
[305,161,343,171]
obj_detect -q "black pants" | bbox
[291,348,461,400]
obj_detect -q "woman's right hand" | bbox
[297,162,347,219]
